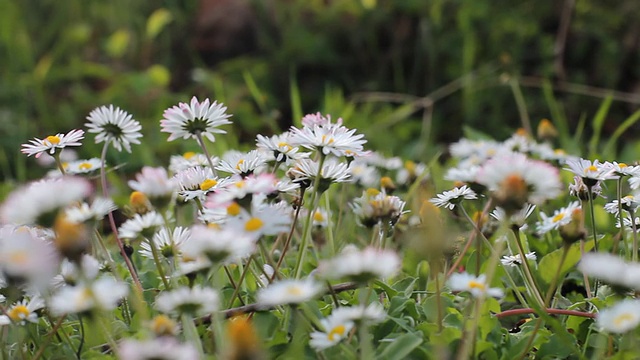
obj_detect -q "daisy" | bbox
[564,158,615,186]
[181,225,254,264]
[51,254,101,288]
[64,197,117,224]
[396,160,428,186]
[448,272,504,298]
[430,185,477,210]
[205,173,278,207]
[476,152,562,212]
[21,129,84,158]
[490,204,536,229]
[256,132,309,165]
[225,199,292,240]
[128,167,177,201]
[169,152,219,173]
[301,112,343,127]
[154,285,219,316]
[309,316,354,351]
[257,279,323,308]
[604,195,639,215]
[139,226,191,260]
[258,264,275,287]
[0,296,45,326]
[596,299,640,333]
[348,160,380,188]
[578,252,640,290]
[118,212,164,240]
[444,165,482,184]
[148,314,180,337]
[161,96,232,142]
[317,247,400,283]
[0,228,58,285]
[36,148,77,167]
[287,157,351,191]
[64,158,102,175]
[289,118,367,158]
[85,105,142,152]
[603,161,640,178]
[536,201,581,235]
[351,190,407,228]
[49,276,129,315]
[500,252,537,267]
[569,176,603,200]
[215,150,269,177]
[0,176,92,226]
[118,338,199,360]
[329,302,386,324]
[174,166,231,201]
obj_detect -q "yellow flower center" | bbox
[227,202,241,216]
[313,211,325,222]
[130,191,149,207]
[235,159,245,170]
[207,223,221,230]
[584,165,598,173]
[45,135,61,145]
[404,160,416,173]
[620,163,628,168]
[277,142,292,151]
[321,135,334,144]
[9,251,28,265]
[468,280,486,290]
[366,188,380,197]
[150,315,177,336]
[554,149,566,155]
[328,324,347,341]
[235,181,245,188]
[183,151,196,159]
[552,213,565,223]
[78,162,93,170]
[8,305,30,321]
[380,176,394,189]
[614,313,635,327]
[286,286,303,296]
[245,218,264,232]
[200,179,218,191]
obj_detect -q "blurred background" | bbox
[2,0,640,183]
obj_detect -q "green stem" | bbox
[587,188,599,252]
[511,227,545,306]
[615,177,625,255]
[228,255,254,307]
[630,208,639,263]
[147,235,171,290]
[182,314,204,357]
[270,188,305,282]
[194,131,217,175]
[53,152,66,175]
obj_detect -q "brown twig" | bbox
[495,308,595,319]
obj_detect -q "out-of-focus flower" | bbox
[317,247,400,283]
[128,167,177,207]
[85,105,142,152]
[118,338,199,360]
[49,276,129,315]
[596,299,640,334]
[181,225,254,264]
[430,185,477,210]
[118,212,164,240]
[0,296,45,326]
[257,279,323,307]
[309,315,354,351]
[578,252,640,290]
[500,252,536,267]
[64,158,103,175]
[21,129,84,158]
[448,272,503,298]
[64,197,117,224]
[139,227,191,260]
[351,189,407,227]
[169,152,219,173]
[154,286,219,316]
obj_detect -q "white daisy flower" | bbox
[49,276,129,315]
[490,204,536,229]
[317,247,400,283]
[351,190,407,228]
[0,176,92,226]
[569,175,603,200]
[288,157,351,190]
[348,160,380,188]
[596,299,640,334]
[205,173,278,206]
[444,165,481,183]
[36,148,78,167]
[225,199,292,240]
[564,158,616,185]
[578,252,640,290]
[154,285,219,316]
[128,167,177,200]
[396,160,428,186]
[536,201,581,235]
[169,152,219,173]
[173,256,212,278]
[476,152,562,211]
[603,161,640,178]
[309,316,354,351]
[64,158,103,175]
[603,195,639,215]
[430,185,477,210]
[449,138,501,162]
[161,96,232,142]
[21,129,84,159]
[181,225,254,264]
[256,132,310,165]
[118,338,199,360]
[308,208,331,228]
[174,166,231,201]
[139,226,191,260]
[258,264,275,287]
[257,279,323,307]
[118,212,164,240]
[616,216,640,233]
[51,254,101,288]
[301,112,343,127]
[329,302,386,324]
[0,229,58,285]
[85,105,142,153]
[500,252,537,267]
[0,296,45,326]
[64,197,117,224]
[215,150,269,177]
[448,272,504,298]
[289,116,367,158]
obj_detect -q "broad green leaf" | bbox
[538,240,594,284]
[377,332,423,360]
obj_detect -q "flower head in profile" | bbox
[289,114,367,158]
[536,201,581,235]
[49,276,129,315]
[181,225,254,264]
[161,96,232,142]
[596,299,640,334]
[310,315,354,351]
[85,105,142,152]
[139,226,191,260]
[0,296,45,326]
[118,211,164,240]
[216,150,269,177]
[351,189,407,227]
[578,252,640,290]
[317,247,400,283]
[21,129,84,158]
[257,132,309,165]
[430,185,477,210]
[448,272,503,298]
[565,158,615,186]
[118,337,199,360]
[500,252,536,267]
[64,158,102,175]
[287,157,351,192]
[257,279,323,308]
[154,286,219,316]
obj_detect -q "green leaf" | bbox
[146,8,173,39]
[105,29,130,58]
[538,240,594,284]
[377,332,423,360]
[290,71,302,127]
[602,108,640,158]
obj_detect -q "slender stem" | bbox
[182,314,204,357]
[270,188,305,282]
[324,191,336,255]
[614,178,625,254]
[53,152,66,175]
[194,131,217,175]
[228,255,255,307]
[579,240,592,298]
[459,206,483,276]
[147,236,170,290]
[99,142,143,293]
[631,208,639,262]
[76,316,85,359]
[435,274,443,333]
[222,266,243,305]
[495,308,595,319]
[512,227,545,306]
[358,285,374,360]
[587,188,599,252]
[31,316,66,360]
[544,245,570,306]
